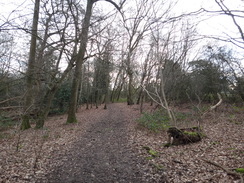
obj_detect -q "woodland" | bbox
[0,0,244,182]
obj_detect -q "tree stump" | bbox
[166,127,202,146]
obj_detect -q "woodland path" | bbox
[42,103,148,183]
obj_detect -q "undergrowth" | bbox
[137,110,191,132]
[0,113,15,131]
[137,110,170,132]
[115,98,127,103]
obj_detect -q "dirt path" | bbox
[41,103,147,183]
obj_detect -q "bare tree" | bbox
[20,0,40,130]
[214,0,244,43]
[202,0,244,49]
[34,0,83,128]
[142,20,196,125]
[66,0,123,124]
[19,0,85,129]
[116,0,178,105]
[66,0,95,123]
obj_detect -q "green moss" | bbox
[183,131,198,136]
[148,149,157,157]
[66,116,77,124]
[234,168,244,173]
[183,130,206,138]
[17,144,23,149]
[143,146,157,157]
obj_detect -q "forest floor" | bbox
[0,103,243,183]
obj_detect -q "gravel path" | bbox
[43,104,147,183]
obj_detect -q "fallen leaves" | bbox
[0,103,243,182]
[129,103,244,182]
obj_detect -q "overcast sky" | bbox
[1,0,243,35]
[0,0,243,55]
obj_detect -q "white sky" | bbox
[0,0,243,60]
[0,0,243,38]
[175,0,243,35]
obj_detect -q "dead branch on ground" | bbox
[201,158,243,183]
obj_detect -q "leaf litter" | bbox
[0,103,243,182]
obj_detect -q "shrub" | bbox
[0,113,15,131]
[137,110,170,132]
[50,81,71,114]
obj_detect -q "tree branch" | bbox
[201,158,243,183]
[102,0,126,12]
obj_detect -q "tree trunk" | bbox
[103,71,110,109]
[111,67,122,102]
[66,0,93,124]
[136,88,143,105]
[116,74,126,101]
[21,0,40,130]
[136,53,149,104]
[35,87,57,128]
[160,68,176,125]
[127,70,134,105]
[139,92,144,113]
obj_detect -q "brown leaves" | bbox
[0,103,243,182]
[129,103,244,182]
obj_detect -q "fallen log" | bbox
[166,126,203,146]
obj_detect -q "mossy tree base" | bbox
[66,115,77,124]
[167,126,203,145]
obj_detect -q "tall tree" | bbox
[66,0,122,123]
[34,0,82,128]
[20,0,40,130]
[117,0,175,105]
[66,0,94,124]
[189,59,228,101]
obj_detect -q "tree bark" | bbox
[21,0,40,130]
[160,67,176,125]
[66,0,94,124]
[35,88,56,128]
[111,66,122,102]
[127,70,134,105]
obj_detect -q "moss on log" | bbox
[167,127,203,145]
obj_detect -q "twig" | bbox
[0,106,23,110]
[201,158,243,183]
[0,95,24,105]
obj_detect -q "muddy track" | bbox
[42,104,146,183]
